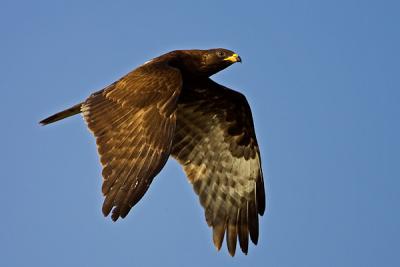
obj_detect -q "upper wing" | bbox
[82,63,182,221]
[171,79,265,256]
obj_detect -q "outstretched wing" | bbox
[171,79,265,256]
[82,63,182,221]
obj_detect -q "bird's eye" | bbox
[216,51,226,58]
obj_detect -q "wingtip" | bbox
[249,224,259,245]
[258,208,265,216]
[111,210,120,222]
[103,210,119,222]
[212,223,225,252]
[213,237,223,251]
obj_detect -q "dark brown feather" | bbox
[82,62,182,221]
[212,219,226,251]
[226,209,239,256]
[171,78,265,256]
[248,200,259,245]
[238,207,249,254]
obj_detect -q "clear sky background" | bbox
[1,0,399,266]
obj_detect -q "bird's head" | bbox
[201,48,242,76]
[169,48,242,77]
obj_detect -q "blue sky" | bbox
[1,0,399,266]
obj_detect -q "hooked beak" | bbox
[224,53,242,63]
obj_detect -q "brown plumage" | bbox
[40,48,265,256]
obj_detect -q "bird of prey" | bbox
[40,48,265,256]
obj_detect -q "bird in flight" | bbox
[40,48,265,256]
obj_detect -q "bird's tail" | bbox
[40,102,83,125]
